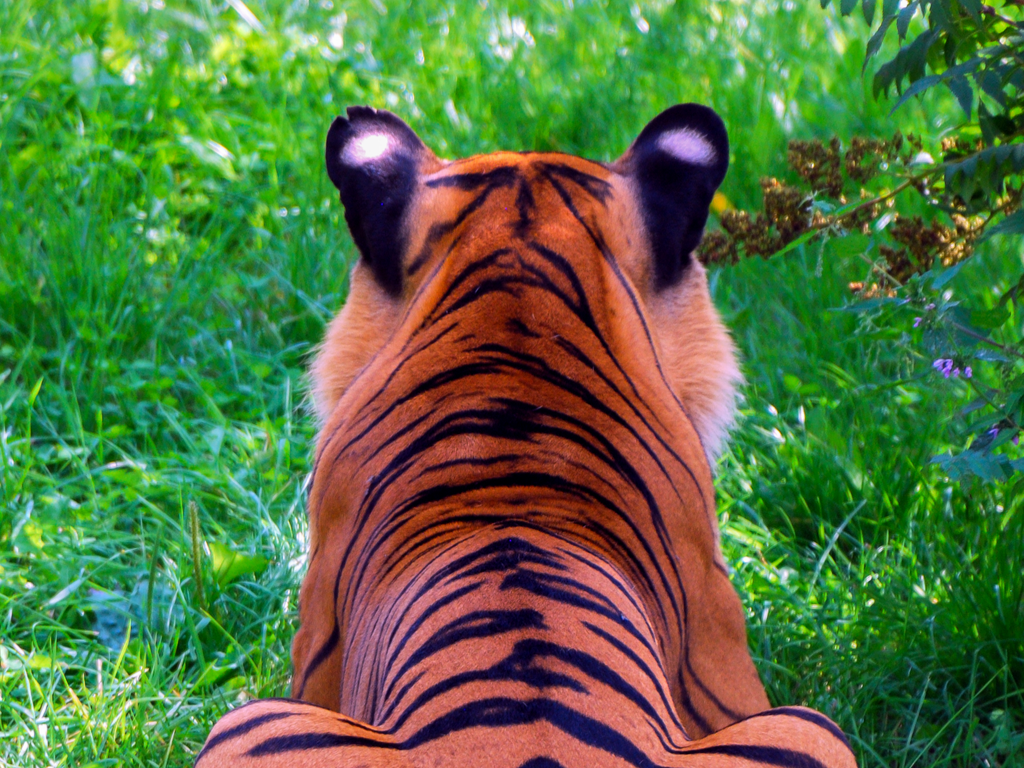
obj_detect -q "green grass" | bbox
[1,0,1021,765]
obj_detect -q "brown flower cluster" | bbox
[697,131,965,287]
[875,214,983,284]
[941,136,983,159]
[699,178,814,265]
[788,137,843,197]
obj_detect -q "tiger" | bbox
[195,104,857,768]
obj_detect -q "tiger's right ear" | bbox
[612,104,729,289]
[326,107,434,295]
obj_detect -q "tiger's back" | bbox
[196,106,857,768]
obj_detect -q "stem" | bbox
[948,320,1024,360]
[854,249,904,289]
[840,178,917,221]
[967,376,1022,432]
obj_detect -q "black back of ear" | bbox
[325,107,428,295]
[613,103,729,288]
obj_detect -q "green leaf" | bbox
[28,377,42,408]
[882,0,899,14]
[892,53,978,111]
[875,28,940,100]
[928,259,967,289]
[862,0,877,24]
[874,59,899,98]
[978,102,996,146]
[998,272,1024,306]
[946,75,973,118]
[945,143,1024,203]
[842,297,902,312]
[840,0,859,14]
[969,305,1010,330]
[897,1,919,39]
[866,13,896,63]
[828,233,872,258]
[958,0,982,23]
[973,348,1010,362]
[766,228,819,259]
[929,0,955,33]
[981,210,1024,241]
[931,451,1011,482]
[978,70,1008,107]
[891,73,942,111]
[207,541,270,587]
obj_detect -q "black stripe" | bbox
[745,707,854,753]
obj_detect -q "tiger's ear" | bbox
[326,107,433,295]
[613,103,729,288]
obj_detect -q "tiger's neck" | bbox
[301,280,768,737]
[340,523,692,751]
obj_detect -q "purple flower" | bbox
[964,366,972,379]
[933,359,961,378]
[925,303,936,311]
[988,427,999,438]
[913,317,923,328]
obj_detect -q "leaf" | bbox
[946,75,973,118]
[958,0,982,23]
[891,73,942,111]
[882,0,899,15]
[875,28,940,99]
[959,397,989,417]
[978,69,1008,107]
[207,541,270,587]
[892,54,982,113]
[929,0,955,34]
[928,259,967,289]
[931,450,1011,482]
[874,58,900,98]
[766,228,819,260]
[979,102,997,146]
[842,297,902,312]
[970,305,1010,330]
[828,233,872,258]
[28,377,42,408]
[973,348,1010,362]
[945,143,1024,203]
[998,271,1024,306]
[981,210,1024,241]
[897,1,919,39]
[991,112,1016,136]
[840,0,859,14]
[866,13,896,63]
[862,0,877,24]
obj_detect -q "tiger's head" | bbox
[311,104,740,464]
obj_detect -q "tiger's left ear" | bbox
[613,103,729,288]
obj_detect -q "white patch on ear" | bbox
[657,128,716,167]
[343,133,390,165]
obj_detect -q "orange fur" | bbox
[312,162,741,466]
[196,107,855,768]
